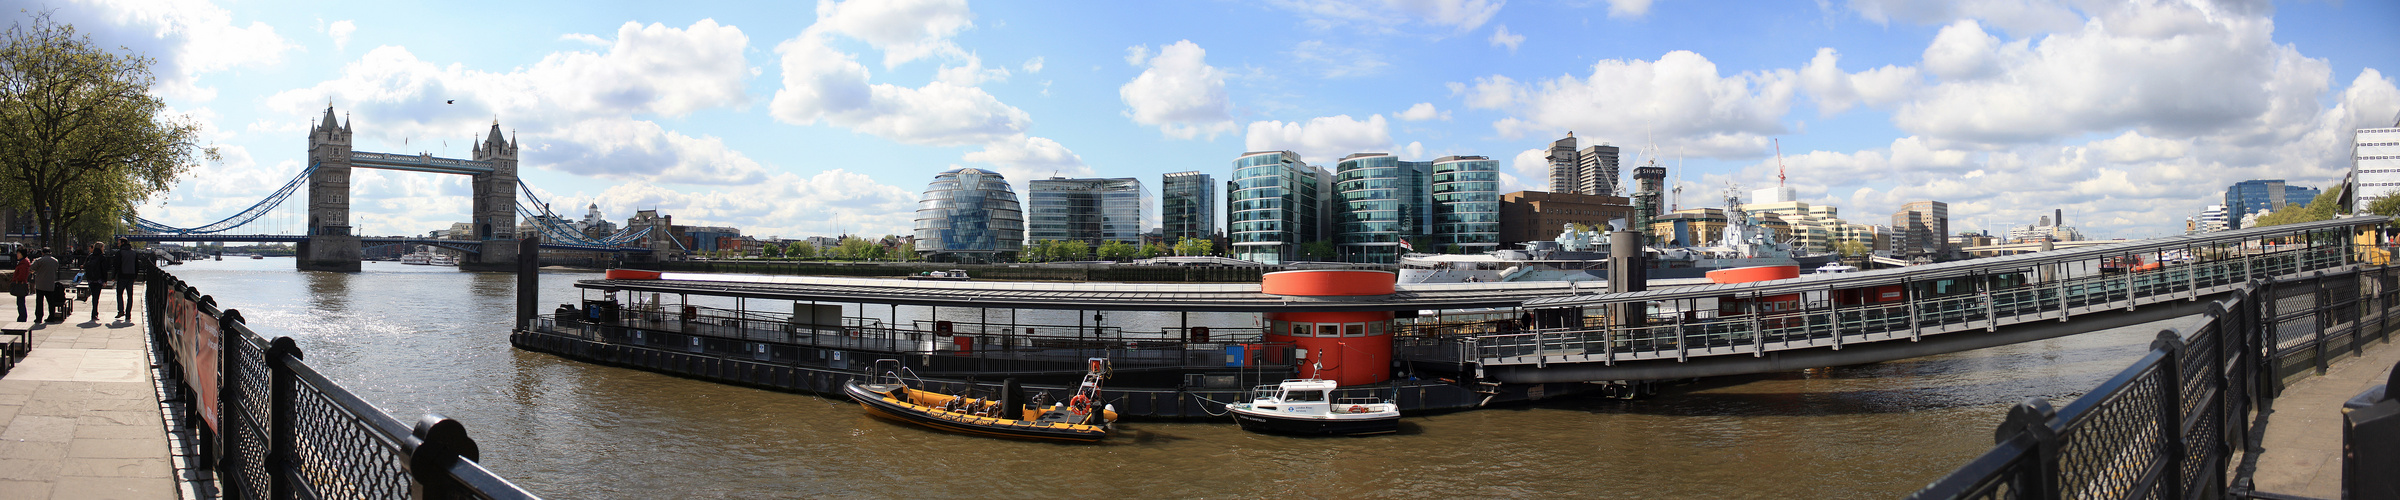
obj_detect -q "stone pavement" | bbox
[0,285,183,500]
[2246,336,2400,498]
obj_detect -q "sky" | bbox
[23,0,2400,241]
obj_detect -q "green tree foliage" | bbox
[1298,241,1336,261]
[786,241,816,260]
[893,240,915,261]
[0,14,213,250]
[834,236,876,260]
[1172,237,1211,256]
[1139,242,1167,259]
[2253,186,2344,228]
[1096,240,1136,261]
[1834,239,1870,257]
[761,242,783,259]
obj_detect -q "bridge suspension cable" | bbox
[514,180,653,248]
[131,162,321,235]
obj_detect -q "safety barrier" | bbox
[1911,265,2400,499]
[148,270,538,499]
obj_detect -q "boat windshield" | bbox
[1286,390,1325,402]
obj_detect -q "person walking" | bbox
[10,248,29,322]
[83,241,108,322]
[31,248,58,322]
[113,238,138,321]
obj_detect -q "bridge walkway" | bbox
[1406,216,2392,382]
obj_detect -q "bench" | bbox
[0,320,26,374]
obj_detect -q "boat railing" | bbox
[1334,397,1382,406]
[529,313,1300,373]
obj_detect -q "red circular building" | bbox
[1260,270,1397,386]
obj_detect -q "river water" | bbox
[165,257,2199,499]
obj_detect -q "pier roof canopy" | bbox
[575,273,1618,312]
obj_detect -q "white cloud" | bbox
[2086,130,2188,163]
[1487,24,1524,52]
[964,134,1092,182]
[540,118,769,185]
[810,0,975,68]
[1800,48,1919,115]
[1123,45,1151,66]
[1606,0,1654,18]
[1467,50,1796,158]
[1509,148,1547,191]
[584,170,923,237]
[327,19,355,50]
[1119,40,1235,139]
[1021,56,1044,74]
[769,26,1029,146]
[1922,20,2008,81]
[1845,0,2085,34]
[45,0,297,101]
[1267,0,1506,35]
[1398,102,1449,121]
[1290,40,1390,78]
[1244,114,1395,164]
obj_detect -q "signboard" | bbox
[191,309,220,432]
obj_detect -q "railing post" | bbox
[2151,329,2188,500]
[2317,276,2330,376]
[1996,397,2061,500]
[405,414,483,499]
[262,333,302,500]
[215,310,242,496]
[1908,281,1923,342]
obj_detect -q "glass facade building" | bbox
[1160,171,1216,243]
[1331,153,1429,263]
[1228,151,1326,265]
[2222,179,2321,230]
[1026,177,1150,245]
[1430,155,1500,253]
[913,167,1023,263]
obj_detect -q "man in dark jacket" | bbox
[83,241,108,322]
[31,248,58,322]
[113,238,138,320]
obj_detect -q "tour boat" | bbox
[400,250,433,265]
[844,358,1118,443]
[1225,379,1401,436]
[430,253,459,266]
[904,269,972,281]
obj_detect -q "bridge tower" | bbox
[466,123,519,271]
[299,106,362,272]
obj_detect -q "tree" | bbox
[893,241,915,261]
[1298,241,1336,261]
[2254,186,2344,228]
[1140,242,1167,259]
[1173,236,1210,256]
[761,242,783,259]
[1097,240,1137,261]
[786,241,816,260]
[836,236,876,260]
[0,14,212,250]
[1834,239,1870,257]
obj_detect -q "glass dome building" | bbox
[914,167,1024,263]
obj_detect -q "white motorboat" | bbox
[1225,379,1400,436]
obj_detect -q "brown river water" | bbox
[168,257,2197,498]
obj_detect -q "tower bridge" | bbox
[125,106,657,269]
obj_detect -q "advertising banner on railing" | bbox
[191,307,220,432]
[166,291,190,382]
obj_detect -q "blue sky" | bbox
[30,0,2400,240]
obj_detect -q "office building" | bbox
[1026,177,1149,246]
[1228,151,1328,264]
[1497,191,1634,245]
[2354,118,2400,206]
[1331,153,1427,263]
[1429,155,1501,254]
[913,167,1024,263]
[1161,171,1216,244]
[2223,180,2321,229]
[1892,201,1949,256]
[1543,132,1622,196]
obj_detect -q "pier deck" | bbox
[2243,336,2398,498]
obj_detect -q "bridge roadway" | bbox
[1427,216,2392,383]
[122,234,643,253]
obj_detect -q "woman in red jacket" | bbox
[11,248,30,322]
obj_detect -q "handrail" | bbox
[146,266,540,499]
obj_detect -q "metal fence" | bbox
[148,270,538,499]
[1910,264,2400,499]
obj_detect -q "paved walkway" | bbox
[2247,336,2400,498]
[0,285,182,500]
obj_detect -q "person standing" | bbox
[83,241,108,322]
[31,248,58,322]
[10,248,30,322]
[113,238,138,320]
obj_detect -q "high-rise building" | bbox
[1228,151,1328,265]
[913,167,1024,263]
[1161,171,1216,244]
[1332,153,1425,263]
[2354,118,2400,207]
[1741,199,1844,254]
[1542,132,1622,196]
[2198,205,2228,232]
[1025,177,1149,246]
[1892,201,1949,256]
[2222,179,2321,229]
[1430,155,1501,254]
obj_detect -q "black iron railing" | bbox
[148,270,538,499]
[1912,264,2400,499]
